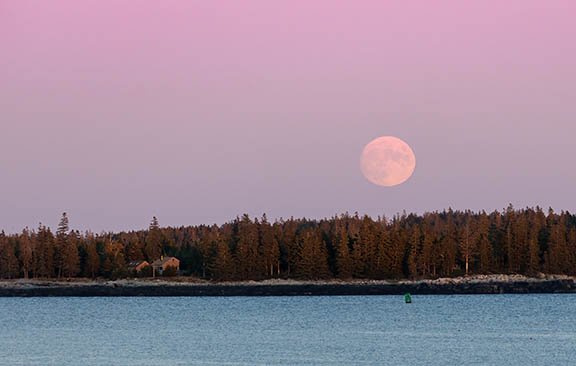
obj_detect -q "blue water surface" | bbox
[0,294,574,365]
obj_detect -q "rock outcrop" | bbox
[0,276,574,296]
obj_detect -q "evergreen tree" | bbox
[459,219,475,276]
[259,215,280,278]
[55,212,70,278]
[234,215,262,280]
[18,228,33,278]
[514,213,529,273]
[335,229,352,278]
[279,219,299,276]
[84,239,100,278]
[567,228,576,275]
[419,223,434,277]
[35,225,55,278]
[372,222,393,278]
[548,221,568,274]
[389,218,407,277]
[407,226,421,279]
[0,232,19,279]
[123,233,144,262]
[211,240,233,280]
[477,213,493,273]
[435,211,457,276]
[145,216,162,261]
[103,240,126,278]
[61,230,80,278]
[504,205,520,273]
[198,226,219,278]
[294,230,330,280]
[527,226,540,274]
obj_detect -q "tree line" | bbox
[1,206,575,280]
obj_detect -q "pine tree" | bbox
[145,216,162,261]
[514,213,529,273]
[84,240,100,278]
[123,233,144,262]
[527,226,540,274]
[419,224,434,277]
[234,215,262,280]
[440,215,458,276]
[18,228,33,278]
[407,226,420,279]
[567,228,576,275]
[504,205,522,273]
[259,215,280,278]
[279,219,299,276]
[548,221,568,274]
[350,238,363,277]
[0,232,19,279]
[102,255,113,277]
[55,212,70,278]
[197,226,218,279]
[211,240,233,280]
[104,240,126,278]
[35,225,55,278]
[459,219,475,276]
[335,229,352,278]
[372,222,393,278]
[489,211,505,272]
[389,218,407,277]
[295,229,330,279]
[61,230,80,278]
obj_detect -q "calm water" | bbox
[0,295,575,365]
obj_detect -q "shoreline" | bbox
[0,275,575,297]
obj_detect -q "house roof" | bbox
[127,260,148,267]
[151,257,179,266]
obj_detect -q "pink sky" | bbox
[2,1,576,232]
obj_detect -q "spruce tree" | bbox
[36,225,55,278]
[548,222,568,274]
[18,228,33,278]
[567,228,576,275]
[525,223,540,275]
[145,216,163,261]
[389,219,407,277]
[84,240,100,278]
[259,215,280,278]
[124,234,144,262]
[407,226,421,279]
[0,232,19,279]
[335,229,352,278]
[459,220,475,276]
[279,219,299,276]
[234,215,261,280]
[55,212,70,278]
[294,230,330,280]
[211,240,233,280]
[373,225,393,278]
[419,224,434,277]
[61,230,80,278]
[476,212,493,273]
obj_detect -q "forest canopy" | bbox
[1,206,575,281]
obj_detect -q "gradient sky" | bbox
[2,1,576,233]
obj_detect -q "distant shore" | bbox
[0,275,575,297]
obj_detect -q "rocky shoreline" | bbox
[0,275,575,297]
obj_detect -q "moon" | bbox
[360,136,416,187]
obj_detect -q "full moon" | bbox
[360,136,416,187]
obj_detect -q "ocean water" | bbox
[0,294,574,365]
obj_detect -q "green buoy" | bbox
[405,293,412,303]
